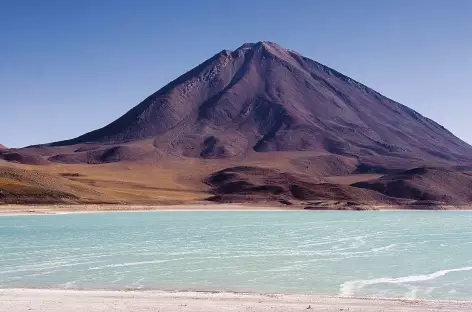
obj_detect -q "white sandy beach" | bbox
[0,204,294,215]
[0,289,471,312]
[2,203,471,216]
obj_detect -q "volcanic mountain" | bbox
[2,41,472,207]
[31,41,472,166]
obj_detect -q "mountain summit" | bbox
[39,41,472,164]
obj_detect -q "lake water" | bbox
[1,210,471,300]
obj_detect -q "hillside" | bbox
[0,165,102,204]
[352,167,472,204]
[0,161,211,205]
[204,166,397,208]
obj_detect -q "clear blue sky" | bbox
[1,0,471,148]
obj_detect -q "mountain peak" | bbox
[236,40,275,48]
[233,41,287,55]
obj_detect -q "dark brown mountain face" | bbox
[37,41,472,166]
[352,167,472,204]
[204,166,394,206]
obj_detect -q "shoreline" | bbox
[1,288,471,312]
[0,203,293,215]
[1,203,472,215]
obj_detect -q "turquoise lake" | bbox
[1,211,471,300]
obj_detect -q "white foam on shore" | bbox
[340,266,472,297]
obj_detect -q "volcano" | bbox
[38,41,471,165]
[3,41,472,207]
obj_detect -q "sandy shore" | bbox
[0,203,293,215]
[0,289,471,312]
[2,203,470,215]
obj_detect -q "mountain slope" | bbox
[352,167,472,204]
[37,41,471,165]
[204,166,395,206]
[0,165,102,204]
